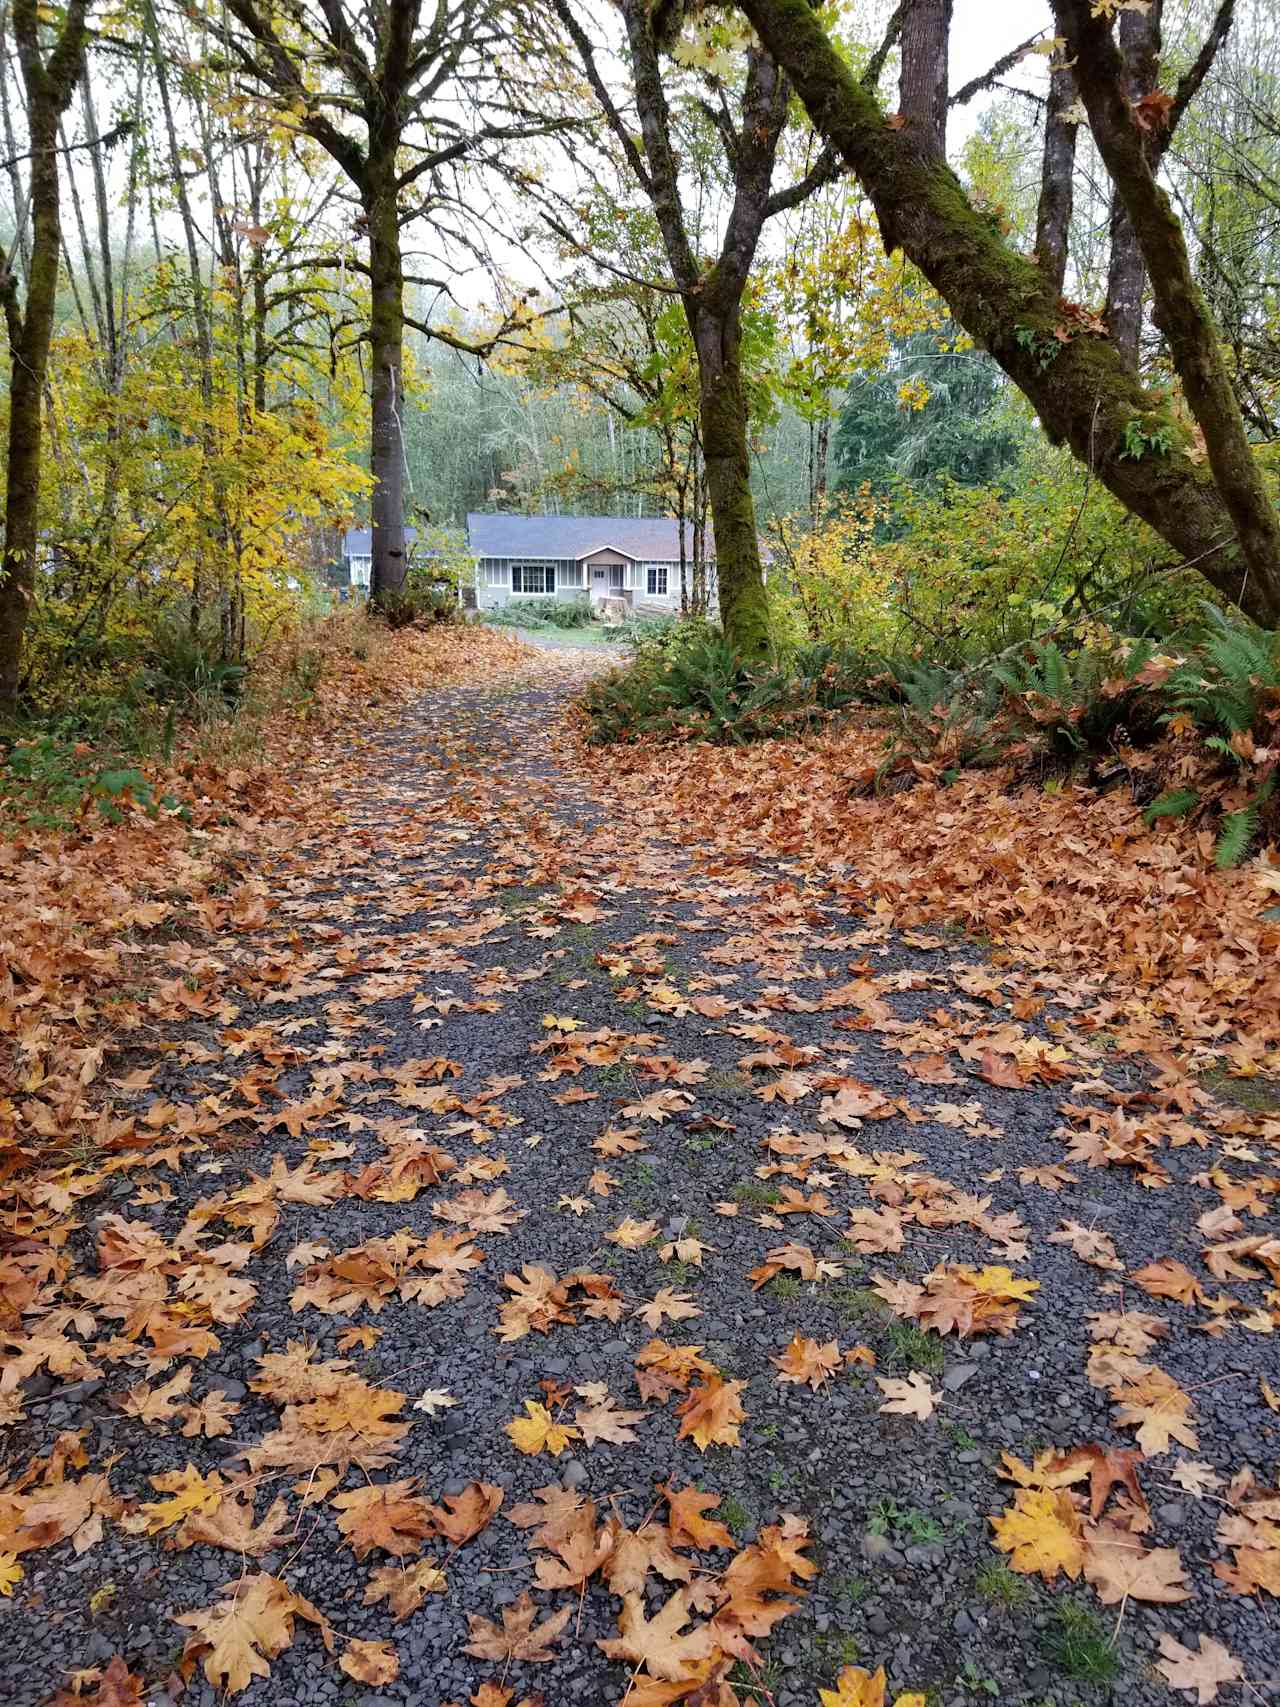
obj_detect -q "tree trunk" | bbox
[0,0,87,711]
[1035,65,1078,298]
[1105,2,1162,367]
[692,304,771,657]
[367,172,408,603]
[735,0,1280,627]
[899,0,952,158]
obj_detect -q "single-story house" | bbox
[337,526,419,593]
[465,513,714,614]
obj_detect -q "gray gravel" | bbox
[4,673,1278,1707]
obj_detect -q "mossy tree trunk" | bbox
[692,300,770,656]
[0,0,89,713]
[735,0,1280,628]
[366,168,408,602]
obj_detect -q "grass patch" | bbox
[767,1274,801,1301]
[1041,1602,1119,1685]
[1200,1068,1280,1113]
[830,1284,886,1322]
[732,1179,781,1208]
[719,1493,753,1539]
[884,1319,945,1372]
[703,1068,752,1095]
[974,1559,1032,1610]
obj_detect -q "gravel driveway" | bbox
[5,668,1278,1707]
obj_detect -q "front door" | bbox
[591,566,608,603]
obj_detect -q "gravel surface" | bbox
[4,665,1278,1707]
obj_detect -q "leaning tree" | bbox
[731,0,1280,627]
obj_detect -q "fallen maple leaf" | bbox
[425,1480,503,1543]
[464,1591,571,1663]
[1083,1520,1190,1605]
[772,1335,842,1391]
[990,1488,1085,1581]
[635,1287,701,1329]
[820,1665,925,1707]
[175,1573,331,1694]
[1131,1259,1205,1306]
[574,1393,647,1446]
[1155,1632,1245,1703]
[505,1399,580,1457]
[1170,1459,1223,1499]
[331,1480,433,1559]
[596,1587,715,1681]
[363,1559,447,1620]
[675,1375,746,1450]
[338,1637,398,1685]
[875,1372,940,1421]
[412,1387,457,1417]
[660,1483,734,1549]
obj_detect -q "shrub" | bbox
[487,596,591,630]
[579,623,886,746]
[373,578,460,630]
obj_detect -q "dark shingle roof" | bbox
[466,513,707,561]
[343,526,418,554]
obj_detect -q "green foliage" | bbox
[0,734,178,830]
[579,621,887,746]
[373,577,462,631]
[486,596,592,630]
[1013,325,1062,373]
[1166,603,1280,736]
[833,333,1021,497]
[1142,786,1200,826]
[139,620,247,712]
[974,1560,1031,1610]
[1119,414,1176,460]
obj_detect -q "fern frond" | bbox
[1143,787,1200,826]
[1215,806,1258,868]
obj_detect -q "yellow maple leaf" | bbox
[990,1488,1085,1581]
[505,1399,580,1457]
[0,1553,23,1596]
[132,1465,225,1535]
[820,1665,885,1706]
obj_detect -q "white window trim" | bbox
[510,559,560,595]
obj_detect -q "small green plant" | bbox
[1013,324,1062,373]
[974,1559,1031,1610]
[1042,1602,1119,1685]
[898,1508,945,1544]
[958,1658,999,1698]
[867,1496,900,1537]
[719,1493,753,1538]
[941,1419,977,1451]
[767,1274,801,1301]
[836,1574,870,1607]
[1119,413,1175,460]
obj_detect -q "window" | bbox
[480,558,508,587]
[348,553,371,588]
[646,562,669,597]
[559,560,584,588]
[512,561,556,594]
